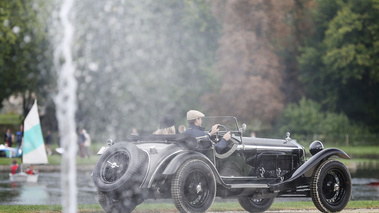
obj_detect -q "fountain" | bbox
[53,0,77,212]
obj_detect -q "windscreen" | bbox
[201,116,239,132]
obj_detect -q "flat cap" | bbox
[187,110,205,120]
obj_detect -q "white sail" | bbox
[22,100,48,164]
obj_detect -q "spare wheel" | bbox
[93,142,148,192]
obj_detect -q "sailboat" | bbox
[9,100,48,182]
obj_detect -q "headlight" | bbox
[309,140,324,155]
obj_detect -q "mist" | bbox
[46,0,219,141]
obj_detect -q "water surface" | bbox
[0,169,378,205]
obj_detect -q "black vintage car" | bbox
[92,116,351,213]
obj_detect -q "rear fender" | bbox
[288,148,350,182]
[162,151,223,184]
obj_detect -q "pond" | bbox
[0,171,97,205]
[0,167,378,205]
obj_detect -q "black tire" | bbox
[97,190,112,213]
[311,159,352,212]
[97,190,138,213]
[171,159,216,213]
[93,142,148,192]
[238,196,274,212]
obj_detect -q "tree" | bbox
[0,1,54,117]
[206,0,290,130]
[298,0,379,132]
[276,97,368,143]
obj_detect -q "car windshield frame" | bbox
[201,116,240,132]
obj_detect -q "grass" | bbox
[0,113,23,125]
[0,143,102,166]
[0,201,378,212]
[0,152,100,166]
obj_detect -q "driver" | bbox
[182,110,231,152]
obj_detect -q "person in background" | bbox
[16,125,23,150]
[4,128,12,147]
[57,133,61,148]
[182,110,231,152]
[82,129,91,159]
[11,159,20,174]
[78,129,86,158]
[153,116,176,135]
[45,130,53,156]
[26,165,36,175]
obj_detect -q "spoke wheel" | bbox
[101,151,130,184]
[311,159,352,212]
[171,159,216,213]
[93,142,148,213]
[93,142,148,192]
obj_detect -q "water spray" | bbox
[53,0,77,212]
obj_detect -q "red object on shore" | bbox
[368,182,379,186]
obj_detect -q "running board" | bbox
[227,183,269,189]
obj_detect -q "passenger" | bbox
[153,116,176,135]
[130,128,139,136]
[178,125,186,133]
[11,159,20,174]
[181,110,231,152]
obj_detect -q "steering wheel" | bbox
[209,124,228,143]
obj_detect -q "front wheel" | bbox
[171,159,216,213]
[238,196,274,212]
[311,159,352,212]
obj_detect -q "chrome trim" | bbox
[229,183,269,189]
[239,144,298,151]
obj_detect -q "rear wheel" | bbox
[97,190,139,213]
[311,159,352,212]
[238,196,274,212]
[171,159,216,213]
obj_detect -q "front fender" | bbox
[288,148,350,182]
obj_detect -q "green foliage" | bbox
[0,113,23,125]
[276,98,368,141]
[298,0,379,133]
[0,1,54,114]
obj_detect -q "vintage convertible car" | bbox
[92,116,351,213]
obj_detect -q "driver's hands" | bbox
[223,131,231,141]
[209,124,220,135]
